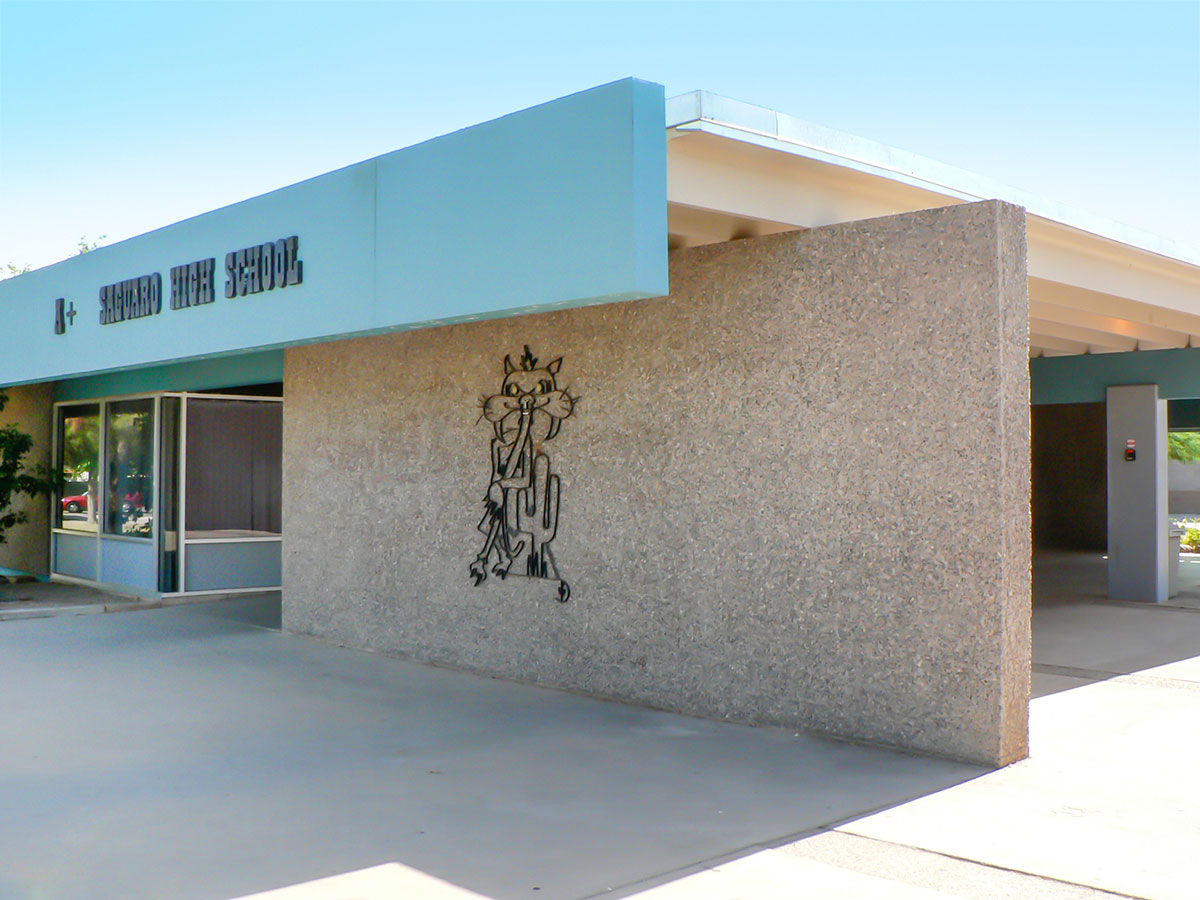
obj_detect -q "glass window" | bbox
[56,404,100,532]
[185,399,282,538]
[105,399,155,538]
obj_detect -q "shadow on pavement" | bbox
[0,599,984,900]
[191,593,283,630]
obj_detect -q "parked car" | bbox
[62,494,88,514]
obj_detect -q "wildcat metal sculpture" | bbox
[471,345,575,602]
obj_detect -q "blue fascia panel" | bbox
[373,77,668,323]
[1032,347,1200,404]
[0,79,668,388]
[54,350,285,402]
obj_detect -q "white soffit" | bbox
[666,91,1200,358]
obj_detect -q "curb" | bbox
[0,592,277,622]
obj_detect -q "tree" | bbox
[0,392,52,545]
[75,235,106,255]
[1,234,106,281]
[1168,431,1200,465]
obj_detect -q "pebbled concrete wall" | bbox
[0,382,54,577]
[283,200,1030,765]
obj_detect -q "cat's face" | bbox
[483,349,574,444]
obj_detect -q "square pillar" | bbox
[1107,384,1168,603]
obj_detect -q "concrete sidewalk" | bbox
[630,553,1200,900]
[0,596,982,900]
[0,578,146,619]
[2,557,1198,900]
[0,579,281,622]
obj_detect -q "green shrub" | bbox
[0,392,51,544]
[1183,529,1200,553]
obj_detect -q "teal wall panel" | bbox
[1169,398,1200,429]
[1032,347,1200,405]
[55,350,284,401]
[374,78,667,324]
[0,79,668,388]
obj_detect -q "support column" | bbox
[1107,384,1168,603]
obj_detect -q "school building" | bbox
[2,79,1198,767]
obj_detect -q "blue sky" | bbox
[2,0,1197,269]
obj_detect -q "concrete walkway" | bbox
[0,579,282,622]
[2,556,1198,899]
[1,596,981,900]
[0,578,147,619]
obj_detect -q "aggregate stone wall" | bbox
[283,200,1030,765]
[0,382,54,577]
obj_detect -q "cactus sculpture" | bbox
[472,346,574,603]
[508,452,559,578]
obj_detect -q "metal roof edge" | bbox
[666,91,1200,271]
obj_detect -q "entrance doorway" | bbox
[51,390,282,597]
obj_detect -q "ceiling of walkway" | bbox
[665,118,1200,360]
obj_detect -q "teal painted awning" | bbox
[0,79,668,388]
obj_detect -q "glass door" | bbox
[52,403,101,581]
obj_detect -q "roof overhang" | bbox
[0,79,669,388]
[666,91,1200,359]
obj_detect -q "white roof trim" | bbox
[667,91,1200,270]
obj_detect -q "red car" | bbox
[62,494,88,514]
